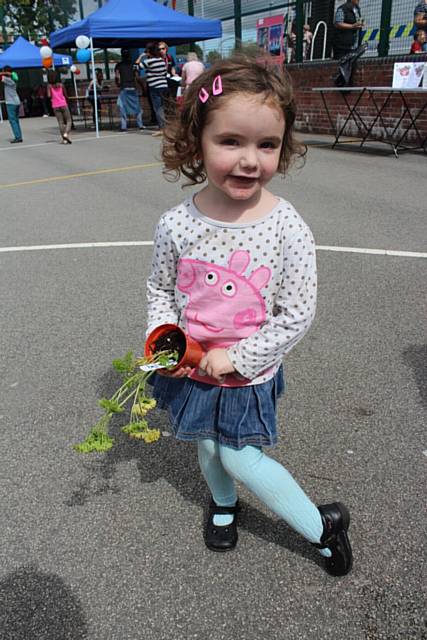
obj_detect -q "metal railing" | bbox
[310,20,327,61]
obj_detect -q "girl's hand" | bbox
[199,349,235,381]
[157,365,193,379]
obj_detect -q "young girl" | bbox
[47,71,72,144]
[146,55,353,577]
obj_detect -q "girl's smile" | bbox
[197,94,285,219]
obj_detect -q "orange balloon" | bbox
[42,56,53,68]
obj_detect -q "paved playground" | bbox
[0,117,425,640]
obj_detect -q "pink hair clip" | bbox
[212,75,223,96]
[198,75,223,103]
[198,86,209,103]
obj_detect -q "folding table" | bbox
[312,87,427,157]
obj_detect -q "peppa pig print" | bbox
[177,250,271,351]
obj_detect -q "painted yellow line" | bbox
[0,161,162,190]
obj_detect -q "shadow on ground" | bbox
[66,367,320,569]
[0,565,88,640]
[402,344,427,409]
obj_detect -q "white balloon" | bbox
[75,35,90,49]
[70,65,77,73]
[40,46,53,59]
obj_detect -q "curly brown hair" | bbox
[162,54,305,186]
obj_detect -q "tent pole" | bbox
[90,37,100,138]
[73,72,81,116]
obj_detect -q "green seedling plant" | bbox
[74,350,178,454]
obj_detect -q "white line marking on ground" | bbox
[316,245,427,258]
[0,132,126,151]
[0,241,426,257]
[0,241,154,253]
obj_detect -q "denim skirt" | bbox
[150,366,284,450]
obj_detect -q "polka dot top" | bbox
[146,195,317,387]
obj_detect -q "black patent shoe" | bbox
[205,499,239,552]
[313,502,353,576]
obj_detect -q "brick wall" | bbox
[287,54,427,142]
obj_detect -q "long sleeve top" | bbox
[146,195,317,387]
[2,76,20,106]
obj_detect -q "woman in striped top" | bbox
[136,42,169,136]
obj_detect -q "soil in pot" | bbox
[151,329,186,361]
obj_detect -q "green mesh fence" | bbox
[173,0,422,61]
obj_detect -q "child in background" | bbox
[303,24,313,60]
[47,71,72,144]
[146,55,353,576]
[410,29,427,54]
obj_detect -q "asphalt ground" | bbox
[0,117,426,640]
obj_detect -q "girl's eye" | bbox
[222,138,239,146]
[205,271,218,286]
[222,281,236,297]
[260,141,278,149]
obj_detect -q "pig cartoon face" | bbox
[176,250,271,348]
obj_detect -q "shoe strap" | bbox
[210,500,239,515]
[311,541,328,549]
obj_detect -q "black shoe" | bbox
[313,502,353,576]
[10,138,23,143]
[205,499,239,552]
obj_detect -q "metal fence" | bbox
[174,0,422,62]
[0,0,421,62]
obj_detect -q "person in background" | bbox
[181,52,205,92]
[414,2,427,36]
[86,67,104,124]
[158,41,176,76]
[114,49,144,132]
[47,70,72,144]
[410,29,427,53]
[136,67,158,126]
[158,41,180,115]
[286,20,297,63]
[332,0,363,60]
[303,24,313,60]
[136,42,168,137]
[34,83,50,117]
[1,66,23,143]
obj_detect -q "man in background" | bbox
[332,0,363,60]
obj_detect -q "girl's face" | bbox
[200,93,285,206]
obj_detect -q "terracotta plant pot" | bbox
[144,324,204,371]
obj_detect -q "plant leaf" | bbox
[112,351,135,375]
[98,398,123,413]
[73,427,114,453]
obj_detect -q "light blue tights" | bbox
[197,439,331,557]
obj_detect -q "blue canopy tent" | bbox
[0,36,72,68]
[50,0,222,49]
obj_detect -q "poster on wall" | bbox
[392,62,425,88]
[256,16,285,64]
